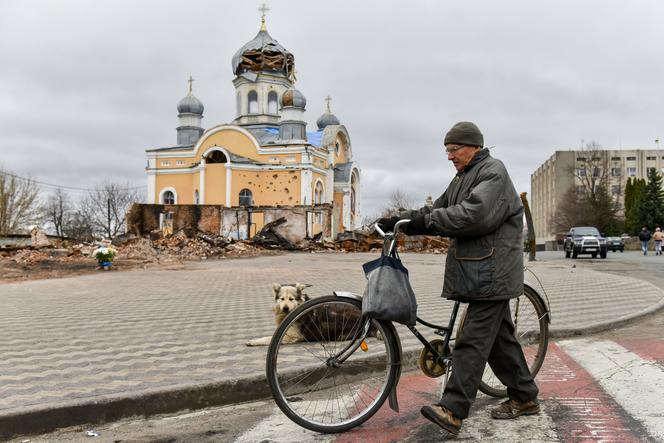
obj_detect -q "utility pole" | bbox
[107,198,111,239]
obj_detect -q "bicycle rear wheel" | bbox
[459,285,549,398]
[266,295,399,433]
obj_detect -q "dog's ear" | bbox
[272,283,282,299]
[295,283,306,294]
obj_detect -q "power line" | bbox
[0,170,146,193]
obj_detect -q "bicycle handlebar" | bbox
[374,219,411,238]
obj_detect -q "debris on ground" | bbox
[1,223,448,283]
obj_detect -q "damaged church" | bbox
[133,12,361,243]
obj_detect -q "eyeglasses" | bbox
[445,145,468,154]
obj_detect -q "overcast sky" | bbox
[1,0,663,217]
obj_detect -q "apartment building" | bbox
[531,149,664,245]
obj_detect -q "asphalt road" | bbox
[19,250,664,443]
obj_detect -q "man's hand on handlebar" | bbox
[376,216,401,233]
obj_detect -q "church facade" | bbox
[144,17,361,239]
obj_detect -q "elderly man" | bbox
[379,122,539,437]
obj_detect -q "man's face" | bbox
[445,144,481,172]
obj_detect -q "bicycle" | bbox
[266,219,550,433]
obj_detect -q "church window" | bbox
[248,90,258,114]
[351,188,356,214]
[335,142,340,155]
[161,160,171,166]
[206,150,227,164]
[267,91,278,114]
[176,160,185,166]
[162,190,175,205]
[194,190,199,204]
[314,181,324,204]
[239,188,253,206]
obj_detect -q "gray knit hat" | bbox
[444,121,484,147]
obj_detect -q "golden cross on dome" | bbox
[259,3,270,30]
[325,95,332,112]
[188,76,195,94]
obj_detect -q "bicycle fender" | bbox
[524,281,551,324]
[381,320,402,413]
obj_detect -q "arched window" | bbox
[206,150,227,164]
[248,90,258,114]
[314,181,324,204]
[350,171,358,214]
[239,188,253,206]
[194,190,199,205]
[162,190,175,205]
[267,91,278,114]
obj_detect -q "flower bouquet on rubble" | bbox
[93,246,117,270]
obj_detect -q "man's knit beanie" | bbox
[444,121,484,147]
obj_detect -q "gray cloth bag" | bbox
[362,254,417,326]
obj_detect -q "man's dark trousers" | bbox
[439,299,539,419]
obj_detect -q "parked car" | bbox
[564,226,608,259]
[606,236,625,252]
[620,233,631,240]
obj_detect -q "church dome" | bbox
[232,25,294,78]
[281,87,306,109]
[316,110,340,130]
[177,93,204,115]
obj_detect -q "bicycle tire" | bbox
[458,285,549,398]
[266,295,400,433]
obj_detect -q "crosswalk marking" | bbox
[559,339,664,442]
[235,338,664,442]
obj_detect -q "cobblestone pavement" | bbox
[1,252,663,436]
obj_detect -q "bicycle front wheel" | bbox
[266,295,399,433]
[460,285,549,398]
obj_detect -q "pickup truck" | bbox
[564,226,608,259]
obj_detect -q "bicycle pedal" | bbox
[433,329,447,337]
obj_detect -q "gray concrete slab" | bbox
[1,252,663,438]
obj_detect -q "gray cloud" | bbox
[1,0,663,217]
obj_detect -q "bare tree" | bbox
[552,141,622,234]
[78,181,143,239]
[43,187,72,237]
[381,189,416,216]
[0,168,41,235]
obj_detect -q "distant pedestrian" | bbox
[639,226,652,255]
[654,227,664,255]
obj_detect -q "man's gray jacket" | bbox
[401,149,523,301]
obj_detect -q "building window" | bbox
[336,141,340,155]
[267,91,278,114]
[647,156,657,160]
[160,160,171,166]
[194,190,199,204]
[611,157,621,161]
[576,186,585,194]
[626,156,636,161]
[647,167,656,176]
[576,157,586,161]
[162,191,175,204]
[611,185,620,195]
[239,188,253,206]
[611,168,621,177]
[206,150,227,163]
[627,167,637,177]
[592,167,600,177]
[248,90,258,114]
[314,181,324,204]
[576,168,586,177]
[176,160,185,166]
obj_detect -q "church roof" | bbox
[232,27,294,77]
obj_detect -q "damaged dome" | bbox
[232,26,294,78]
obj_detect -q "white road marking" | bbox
[233,406,334,443]
[559,339,664,441]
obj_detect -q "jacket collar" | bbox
[456,148,490,176]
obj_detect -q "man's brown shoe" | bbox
[420,404,462,435]
[491,399,540,419]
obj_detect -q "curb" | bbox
[4,295,664,439]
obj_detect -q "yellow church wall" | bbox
[196,129,261,162]
[204,164,227,205]
[231,169,301,206]
[335,137,349,164]
[156,173,195,204]
[334,192,345,232]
